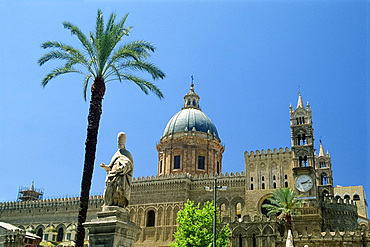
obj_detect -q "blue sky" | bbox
[0,0,369,204]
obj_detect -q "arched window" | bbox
[285,182,288,188]
[220,203,226,218]
[192,100,196,106]
[262,176,264,181]
[250,184,253,190]
[174,156,180,169]
[344,194,350,201]
[57,227,64,242]
[262,183,265,189]
[320,161,326,168]
[303,156,308,167]
[273,182,276,189]
[353,194,360,201]
[146,210,155,227]
[273,175,276,180]
[335,195,341,201]
[198,156,205,170]
[235,203,242,218]
[37,229,43,239]
[285,174,288,179]
[251,177,253,182]
[321,174,328,185]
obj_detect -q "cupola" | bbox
[156,82,224,176]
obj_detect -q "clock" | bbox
[295,175,313,192]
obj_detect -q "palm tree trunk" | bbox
[76,78,105,247]
[285,214,292,231]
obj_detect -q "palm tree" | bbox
[38,10,165,247]
[262,187,303,231]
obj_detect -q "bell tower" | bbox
[290,93,319,201]
[315,141,334,200]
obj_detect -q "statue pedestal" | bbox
[83,206,141,247]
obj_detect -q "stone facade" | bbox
[0,87,369,247]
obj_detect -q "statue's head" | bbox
[117,132,126,149]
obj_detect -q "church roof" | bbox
[162,83,219,139]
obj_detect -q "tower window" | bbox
[198,156,205,170]
[320,162,326,168]
[273,175,276,180]
[217,161,220,174]
[353,194,360,201]
[273,182,276,189]
[236,203,242,218]
[262,183,265,189]
[192,100,196,106]
[299,156,308,167]
[251,177,253,182]
[321,174,328,185]
[262,176,264,181]
[146,210,155,227]
[285,182,288,188]
[187,100,191,106]
[285,174,287,179]
[159,160,163,174]
[174,156,180,169]
[251,184,253,190]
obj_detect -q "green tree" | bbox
[262,187,303,231]
[38,10,165,247]
[170,200,230,247]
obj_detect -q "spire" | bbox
[319,140,325,157]
[183,77,200,110]
[296,91,305,109]
[30,181,34,191]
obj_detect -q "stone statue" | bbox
[100,132,133,207]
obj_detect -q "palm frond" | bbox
[117,60,165,80]
[113,73,163,98]
[41,66,84,87]
[83,74,93,101]
[62,21,95,61]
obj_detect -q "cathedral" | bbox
[0,84,369,247]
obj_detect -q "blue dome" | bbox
[162,108,219,139]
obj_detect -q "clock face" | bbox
[295,175,313,192]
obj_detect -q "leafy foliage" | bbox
[38,9,165,100]
[170,200,230,247]
[262,187,303,230]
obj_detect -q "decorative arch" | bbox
[217,197,229,218]
[353,193,360,201]
[35,225,45,239]
[173,205,180,225]
[56,223,66,242]
[231,226,247,247]
[245,226,261,247]
[262,225,274,235]
[146,210,156,227]
[334,193,341,201]
[157,206,164,226]
[129,207,136,223]
[343,193,350,201]
[230,197,245,218]
[165,206,173,225]
[137,207,145,226]
[321,173,328,185]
